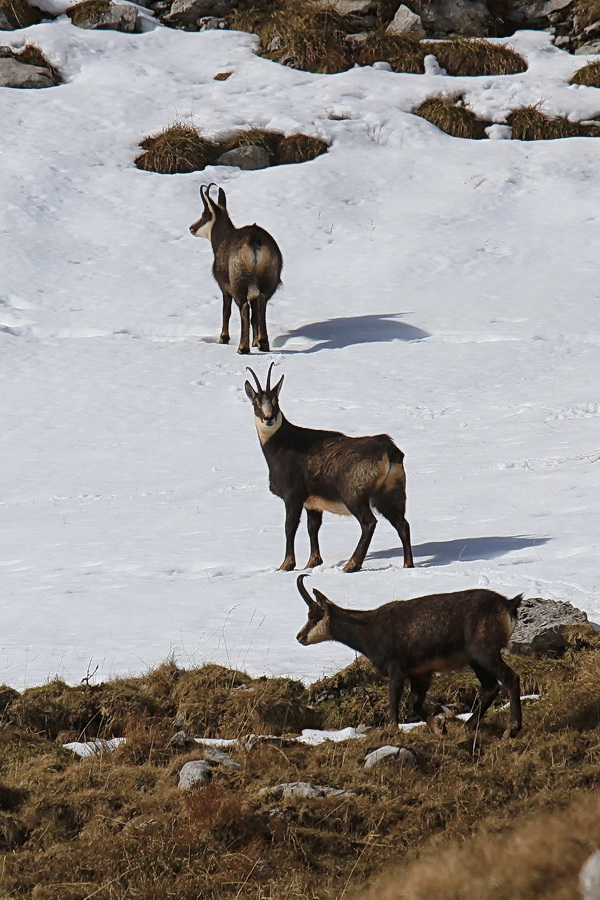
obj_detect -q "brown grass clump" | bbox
[66,0,110,26]
[275,133,329,164]
[355,31,426,73]
[0,43,62,83]
[135,123,217,174]
[414,96,489,139]
[571,59,600,87]
[507,106,587,140]
[422,37,526,76]
[231,2,353,74]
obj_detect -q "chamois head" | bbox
[296,575,333,645]
[189,183,227,239]
[244,363,284,442]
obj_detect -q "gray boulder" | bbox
[407,0,491,35]
[386,4,425,37]
[575,39,600,54]
[509,596,591,657]
[178,760,212,789]
[364,745,416,769]
[215,145,270,170]
[260,782,355,800]
[0,57,54,88]
[313,0,375,12]
[69,1,138,31]
[162,0,233,29]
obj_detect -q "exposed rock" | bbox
[178,759,212,789]
[386,4,425,37]
[364,745,416,769]
[509,596,592,657]
[313,0,375,13]
[507,0,575,25]
[197,15,225,29]
[407,0,490,35]
[202,747,242,768]
[68,0,138,31]
[580,850,600,900]
[239,733,296,750]
[162,0,233,29]
[166,729,197,751]
[575,39,600,54]
[345,30,369,43]
[0,0,43,29]
[0,57,55,88]
[215,145,270,170]
[260,781,355,800]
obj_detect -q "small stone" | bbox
[178,760,212,789]
[261,782,355,800]
[0,57,54,89]
[215,145,270,170]
[575,39,600,54]
[364,745,416,769]
[167,730,197,751]
[202,747,242,768]
[386,4,425,38]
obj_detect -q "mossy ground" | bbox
[1,628,600,898]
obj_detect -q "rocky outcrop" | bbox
[215,144,270,170]
[67,0,139,32]
[509,596,593,657]
[0,0,44,30]
[0,56,56,88]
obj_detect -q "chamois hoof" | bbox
[404,561,415,569]
[503,722,521,739]
[305,555,323,569]
[237,345,251,355]
[342,560,361,573]
[258,341,270,352]
[426,715,447,736]
[278,559,296,571]
[218,335,230,344]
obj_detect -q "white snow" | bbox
[1,20,599,690]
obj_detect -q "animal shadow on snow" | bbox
[273,313,429,352]
[369,535,550,567]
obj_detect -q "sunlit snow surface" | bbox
[1,18,599,689]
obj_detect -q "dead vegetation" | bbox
[0,628,600,898]
[422,37,526,76]
[134,124,328,174]
[414,95,489,139]
[507,106,590,140]
[571,59,600,87]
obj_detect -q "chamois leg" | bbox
[407,672,443,733]
[374,494,414,568]
[255,294,269,352]
[250,301,259,348]
[388,661,406,725]
[237,299,251,355]
[279,498,303,571]
[219,291,233,344]
[343,503,377,572]
[305,509,323,569]
[466,656,521,738]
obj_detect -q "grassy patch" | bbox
[135,124,328,173]
[414,96,489,139]
[422,37,526,76]
[355,31,425,73]
[1,637,600,898]
[0,43,62,83]
[507,106,588,140]
[571,60,600,87]
[135,123,217,174]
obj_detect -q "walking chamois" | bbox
[244,364,414,573]
[189,184,282,354]
[296,575,523,737]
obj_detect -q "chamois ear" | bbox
[272,374,284,398]
[311,588,331,610]
[217,187,227,209]
[244,380,257,402]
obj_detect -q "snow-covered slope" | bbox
[1,20,599,688]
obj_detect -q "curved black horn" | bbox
[245,366,262,392]
[296,574,313,606]
[266,361,276,391]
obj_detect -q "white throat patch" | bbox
[254,411,282,444]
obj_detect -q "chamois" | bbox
[244,364,414,573]
[296,575,523,737]
[189,184,282,355]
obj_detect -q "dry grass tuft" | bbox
[135,123,217,174]
[414,96,489,139]
[355,31,426,73]
[277,133,329,164]
[422,37,526,76]
[573,0,600,30]
[0,42,62,83]
[507,106,587,140]
[571,59,600,87]
[66,0,111,25]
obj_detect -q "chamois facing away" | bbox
[244,363,414,573]
[189,184,282,355]
[296,575,523,737]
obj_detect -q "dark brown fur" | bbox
[189,185,282,354]
[245,364,414,573]
[296,575,523,737]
